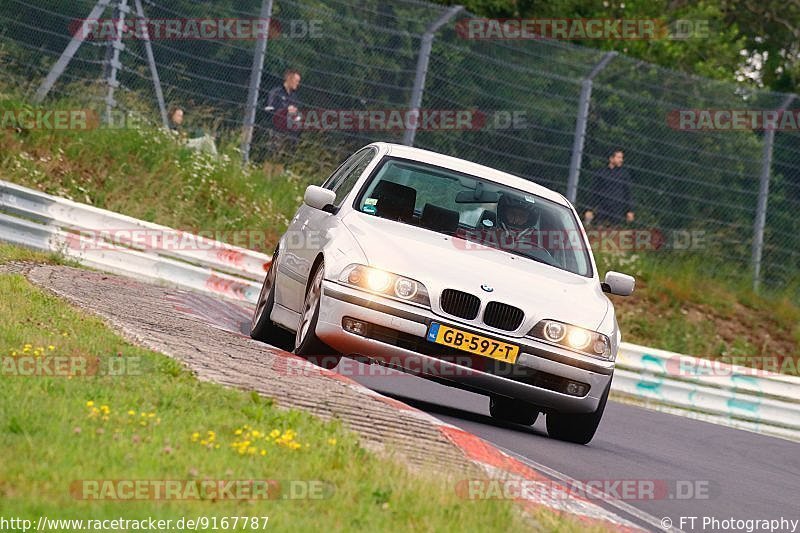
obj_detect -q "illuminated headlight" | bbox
[529,320,613,360]
[339,264,430,307]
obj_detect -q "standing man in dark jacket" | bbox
[584,148,634,227]
[254,69,302,163]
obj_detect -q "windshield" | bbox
[355,157,592,277]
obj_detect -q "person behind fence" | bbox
[169,106,185,137]
[167,105,217,156]
[584,147,634,227]
[262,68,302,159]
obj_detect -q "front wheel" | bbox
[294,261,341,369]
[250,250,293,350]
[489,396,539,426]
[546,383,609,445]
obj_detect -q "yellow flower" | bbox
[269,429,280,439]
[260,449,267,456]
[191,432,200,441]
[328,438,337,446]
[234,429,243,436]
[127,410,135,416]
[86,401,94,407]
[147,413,155,418]
[48,345,55,351]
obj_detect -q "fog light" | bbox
[343,317,368,336]
[565,382,588,396]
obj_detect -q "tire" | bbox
[546,383,610,445]
[489,396,539,426]
[250,249,293,350]
[294,261,341,369]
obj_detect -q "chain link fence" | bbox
[1,0,798,294]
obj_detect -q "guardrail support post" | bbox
[402,5,463,147]
[752,93,796,291]
[240,0,274,165]
[565,51,616,204]
[33,0,112,102]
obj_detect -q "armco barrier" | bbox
[0,180,272,281]
[2,180,798,441]
[615,343,800,441]
[0,180,268,303]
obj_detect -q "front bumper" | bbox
[316,281,614,414]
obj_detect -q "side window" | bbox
[330,148,376,207]
[321,151,363,190]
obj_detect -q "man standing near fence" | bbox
[258,69,303,165]
[584,147,635,227]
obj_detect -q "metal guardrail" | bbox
[1,180,798,441]
[614,343,800,441]
[0,180,268,303]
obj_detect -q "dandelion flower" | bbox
[86,401,94,407]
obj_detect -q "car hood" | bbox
[341,212,609,331]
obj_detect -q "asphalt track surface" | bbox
[346,362,800,533]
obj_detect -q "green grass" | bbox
[0,94,321,254]
[0,252,571,531]
[597,250,800,365]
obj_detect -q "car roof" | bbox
[374,142,570,207]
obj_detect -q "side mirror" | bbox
[602,271,635,296]
[304,185,336,212]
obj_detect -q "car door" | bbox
[275,147,377,312]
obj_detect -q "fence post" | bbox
[241,0,274,165]
[33,0,112,102]
[134,0,169,128]
[751,93,796,291]
[104,0,128,124]
[565,51,616,204]
[402,5,463,147]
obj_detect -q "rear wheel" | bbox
[546,383,609,445]
[489,396,539,426]
[250,250,293,349]
[294,261,341,369]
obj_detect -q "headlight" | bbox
[339,264,430,307]
[529,320,613,360]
